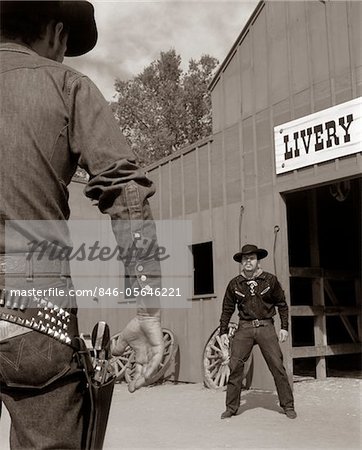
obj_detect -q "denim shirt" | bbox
[0,43,160,307]
[219,271,289,335]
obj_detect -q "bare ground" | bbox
[1,378,361,449]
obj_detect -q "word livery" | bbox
[274,97,361,174]
[283,114,353,160]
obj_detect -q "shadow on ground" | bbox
[236,390,283,416]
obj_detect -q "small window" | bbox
[191,241,214,296]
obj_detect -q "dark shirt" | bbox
[219,270,289,335]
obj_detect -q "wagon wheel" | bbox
[124,328,178,385]
[109,332,134,382]
[203,322,253,390]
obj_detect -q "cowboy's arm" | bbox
[219,280,236,338]
[68,75,161,309]
[271,275,289,342]
[68,76,163,389]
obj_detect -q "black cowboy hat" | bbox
[60,1,98,57]
[0,1,97,57]
[233,244,268,263]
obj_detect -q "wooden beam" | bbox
[325,306,361,316]
[292,343,362,358]
[309,189,327,379]
[313,277,327,378]
[291,305,323,316]
[324,280,359,343]
[289,267,322,278]
[290,267,358,280]
[291,305,361,316]
[324,269,359,280]
[356,277,362,343]
[357,178,362,343]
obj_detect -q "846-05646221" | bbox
[93,287,182,297]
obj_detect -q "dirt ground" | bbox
[1,378,361,449]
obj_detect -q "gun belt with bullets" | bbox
[0,290,78,346]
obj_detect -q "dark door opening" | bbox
[285,177,361,379]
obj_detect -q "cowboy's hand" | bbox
[279,329,288,343]
[112,313,164,393]
[220,333,229,348]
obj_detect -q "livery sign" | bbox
[274,97,362,174]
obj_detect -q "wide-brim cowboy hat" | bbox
[60,1,98,57]
[233,244,268,263]
[0,1,97,57]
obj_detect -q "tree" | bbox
[113,50,218,166]
[183,55,218,145]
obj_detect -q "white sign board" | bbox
[274,97,362,174]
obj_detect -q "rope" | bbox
[273,225,280,275]
[238,205,244,274]
[238,205,244,249]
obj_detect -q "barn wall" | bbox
[212,1,362,134]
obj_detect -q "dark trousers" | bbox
[0,330,89,449]
[226,322,294,413]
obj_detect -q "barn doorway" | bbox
[284,177,361,379]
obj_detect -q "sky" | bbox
[65,0,259,100]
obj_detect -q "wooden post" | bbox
[325,280,359,343]
[356,277,362,343]
[357,178,362,343]
[309,189,327,379]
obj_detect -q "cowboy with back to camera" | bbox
[0,1,163,449]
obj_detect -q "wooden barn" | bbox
[70,0,361,389]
